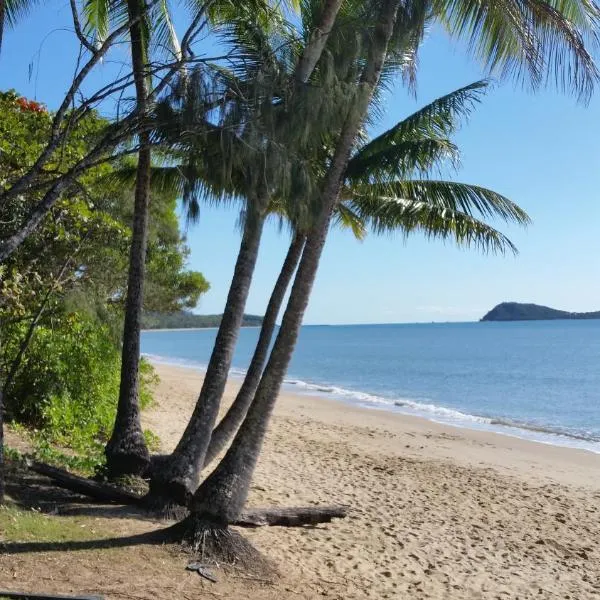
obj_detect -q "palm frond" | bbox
[333,202,367,240]
[381,0,432,92]
[357,79,490,161]
[433,0,600,99]
[347,190,522,254]
[347,81,489,184]
[349,179,531,226]
[82,0,113,44]
[346,138,460,183]
[152,0,181,59]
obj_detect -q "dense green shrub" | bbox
[3,313,156,458]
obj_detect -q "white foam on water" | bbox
[145,354,600,455]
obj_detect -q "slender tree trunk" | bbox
[148,210,266,504]
[189,0,401,524]
[105,0,152,478]
[203,233,305,467]
[295,0,345,82]
[0,386,5,504]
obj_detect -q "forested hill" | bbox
[142,311,264,329]
[481,302,600,322]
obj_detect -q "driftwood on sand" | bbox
[0,592,103,600]
[27,461,348,527]
[28,461,145,506]
[234,505,348,527]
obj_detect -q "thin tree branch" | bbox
[0,0,162,208]
[69,0,97,54]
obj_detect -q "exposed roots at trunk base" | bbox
[104,435,150,479]
[142,492,189,521]
[143,473,193,521]
[164,514,274,576]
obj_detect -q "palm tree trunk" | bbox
[295,0,345,83]
[203,233,305,468]
[145,0,346,507]
[148,209,267,505]
[104,0,152,478]
[188,0,401,525]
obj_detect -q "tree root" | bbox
[164,514,274,575]
[142,493,189,521]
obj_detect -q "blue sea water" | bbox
[141,320,600,453]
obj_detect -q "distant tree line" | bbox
[142,312,264,329]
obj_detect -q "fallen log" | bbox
[26,461,348,527]
[233,505,348,527]
[27,461,144,506]
[0,592,103,600]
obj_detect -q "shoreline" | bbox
[139,362,600,597]
[146,362,600,490]
[145,354,600,457]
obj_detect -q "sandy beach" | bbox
[140,363,600,599]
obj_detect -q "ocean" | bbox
[141,320,600,453]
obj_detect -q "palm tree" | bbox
[187,88,528,526]
[101,0,341,480]
[179,0,599,549]
[97,0,287,477]
[200,79,525,466]
[146,1,349,505]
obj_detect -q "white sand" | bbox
[143,363,600,599]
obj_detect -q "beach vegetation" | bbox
[0,90,207,485]
[1,0,599,580]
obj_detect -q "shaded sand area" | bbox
[3,362,600,599]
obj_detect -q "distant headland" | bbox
[142,311,263,329]
[481,302,600,322]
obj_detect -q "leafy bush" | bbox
[4,313,156,462]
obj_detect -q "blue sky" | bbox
[2,3,600,324]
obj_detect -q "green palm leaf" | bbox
[347,80,489,184]
[82,0,113,44]
[357,196,519,254]
[333,202,367,240]
[354,80,489,163]
[349,180,531,228]
[345,138,460,183]
[153,0,181,59]
[433,0,600,99]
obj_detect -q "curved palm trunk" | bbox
[203,233,305,468]
[148,210,266,505]
[105,0,152,478]
[189,0,401,524]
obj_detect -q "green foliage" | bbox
[3,314,156,468]
[0,89,209,470]
[143,428,161,452]
[142,311,264,329]
[3,446,24,464]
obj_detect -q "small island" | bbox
[142,311,264,329]
[481,302,600,322]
